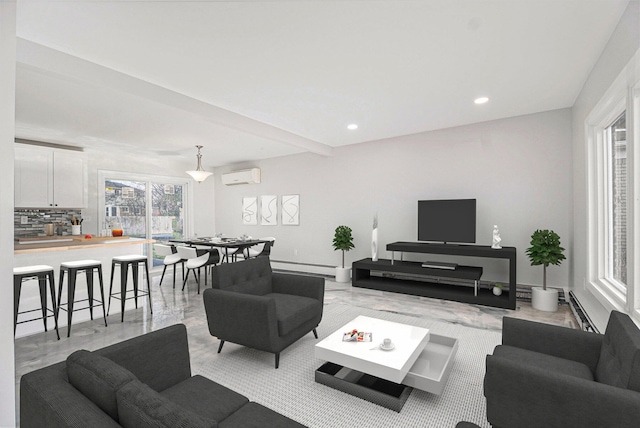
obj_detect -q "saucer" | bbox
[379,343,395,351]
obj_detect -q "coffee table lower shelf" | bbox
[315,362,413,412]
[315,334,459,412]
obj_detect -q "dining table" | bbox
[168,237,271,262]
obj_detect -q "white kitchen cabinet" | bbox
[14,144,87,208]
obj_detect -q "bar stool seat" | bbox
[108,255,152,322]
[58,260,107,337]
[14,265,59,340]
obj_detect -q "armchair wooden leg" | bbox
[217,340,225,353]
[275,353,280,369]
[313,328,318,339]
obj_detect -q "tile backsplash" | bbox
[15,209,83,238]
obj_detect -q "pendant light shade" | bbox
[186,145,213,182]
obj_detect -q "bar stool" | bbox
[58,260,108,338]
[13,265,60,340]
[108,255,153,322]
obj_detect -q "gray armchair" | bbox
[203,257,324,368]
[484,311,640,428]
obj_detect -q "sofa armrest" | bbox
[96,324,192,392]
[485,354,640,428]
[502,317,603,371]
[20,362,122,428]
[272,273,325,302]
[203,288,280,352]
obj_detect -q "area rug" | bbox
[194,303,499,428]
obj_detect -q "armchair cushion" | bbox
[595,311,640,391]
[493,345,594,381]
[66,349,137,422]
[116,379,216,428]
[227,276,272,296]
[268,293,323,336]
[212,257,273,292]
[160,375,248,422]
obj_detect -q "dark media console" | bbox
[352,241,516,310]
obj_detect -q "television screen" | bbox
[418,199,476,243]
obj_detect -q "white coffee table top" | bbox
[315,315,430,383]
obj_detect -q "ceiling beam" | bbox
[16,38,333,157]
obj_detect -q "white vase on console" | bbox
[371,214,379,262]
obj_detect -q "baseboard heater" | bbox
[568,291,598,333]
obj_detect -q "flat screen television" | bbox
[418,199,476,243]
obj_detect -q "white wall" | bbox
[215,108,573,288]
[1,2,17,426]
[572,0,640,331]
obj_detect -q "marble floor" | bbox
[13,269,577,421]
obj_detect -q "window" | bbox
[586,52,640,319]
[606,112,627,291]
[99,171,190,268]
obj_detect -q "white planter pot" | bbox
[531,287,559,312]
[335,267,351,283]
[493,286,502,296]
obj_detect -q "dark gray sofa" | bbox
[20,324,306,428]
[203,257,324,368]
[484,311,640,428]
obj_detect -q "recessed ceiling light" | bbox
[347,124,358,130]
[474,97,489,105]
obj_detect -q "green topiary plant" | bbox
[333,225,355,268]
[525,229,566,290]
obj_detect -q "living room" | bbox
[2,1,640,427]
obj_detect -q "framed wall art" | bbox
[281,194,300,225]
[242,196,258,225]
[260,195,278,226]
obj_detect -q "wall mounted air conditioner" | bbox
[221,168,261,186]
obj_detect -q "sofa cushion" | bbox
[117,379,217,428]
[492,345,594,381]
[595,311,640,391]
[218,402,305,428]
[267,293,322,336]
[160,375,248,421]
[66,349,138,422]
[226,276,272,296]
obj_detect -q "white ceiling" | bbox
[14,0,629,167]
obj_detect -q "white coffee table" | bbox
[315,315,458,412]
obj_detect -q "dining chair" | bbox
[220,247,239,263]
[153,243,184,288]
[245,237,276,259]
[176,246,220,294]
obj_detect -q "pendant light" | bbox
[186,145,213,182]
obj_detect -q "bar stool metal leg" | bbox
[58,261,107,337]
[14,266,59,340]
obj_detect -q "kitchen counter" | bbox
[14,236,156,338]
[14,236,155,254]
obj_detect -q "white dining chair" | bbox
[177,246,220,294]
[244,237,276,259]
[154,244,184,288]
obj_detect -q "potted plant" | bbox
[526,229,566,312]
[333,225,355,283]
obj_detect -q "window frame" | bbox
[98,170,193,269]
[586,64,640,320]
